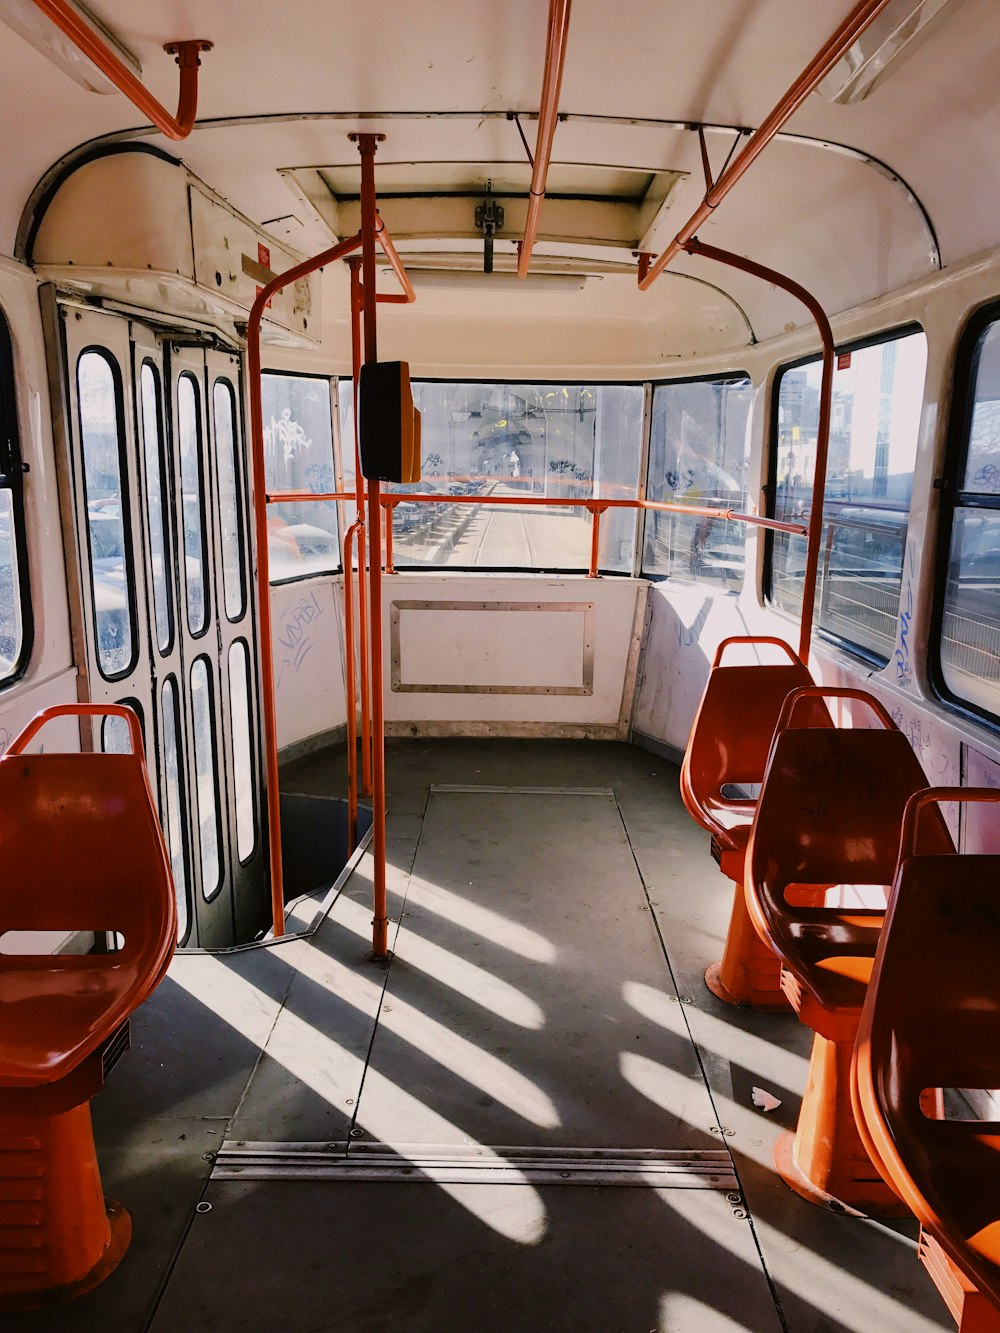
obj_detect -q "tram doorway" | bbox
[54,302,268,948]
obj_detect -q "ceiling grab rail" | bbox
[637,0,895,292]
[518,0,573,278]
[29,0,212,140]
[682,239,833,665]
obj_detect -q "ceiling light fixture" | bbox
[407,270,590,293]
[0,0,141,93]
[816,0,969,104]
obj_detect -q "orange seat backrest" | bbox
[747,689,953,935]
[0,705,176,1081]
[855,789,1000,1307]
[680,637,826,835]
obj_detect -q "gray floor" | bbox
[10,740,953,1332]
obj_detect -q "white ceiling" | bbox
[1,0,997,358]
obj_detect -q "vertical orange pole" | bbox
[350,259,373,798]
[384,499,395,574]
[342,520,362,852]
[588,503,603,578]
[354,131,390,960]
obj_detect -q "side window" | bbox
[77,348,138,679]
[642,375,752,589]
[0,309,30,685]
[767,328,928,664]
[935,311,1000,725]
[139,361,174,655]
[260,373,340,582]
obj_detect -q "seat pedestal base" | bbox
[919,1230,1000,1333]
[775,1028,908,1217]
[704,882,791,1012]
[0,1102,132,1308]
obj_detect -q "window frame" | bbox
[212,375,249,621]
[0,306,32,688]
[343,374,648,577]
[930,297,1000,733]
[764,321,927,668]
[640,368,755,589]
[261,368,342,586]
[137,356,176,657]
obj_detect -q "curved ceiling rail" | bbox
[517,0,572,278]
[16,113,938,272]
[638,0,896,291]
[29,0,211,141]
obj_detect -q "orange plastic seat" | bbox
[0,704,176,1310]
[854,789,1000,1331]
[744,686,954,1212]
[680,636,828,1009]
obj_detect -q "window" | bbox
[161,676,190,941]
[0,311,29,686]
[228,640,256,862]
[260,373,340,581]
[343,381,644,572]
[213,379,247,620]
[935,310,1000,724]
[642,375,752,589]
[177,374,209,636]
[101,701,142,754]
[139,362,174,654]
[77,349,137,679]
[191,657,222,900]
[767,328,928,663]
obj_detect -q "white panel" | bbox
[393,602,593,695]
[271,580,346,750]
[380,576,639,727]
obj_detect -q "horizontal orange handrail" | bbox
[265,488,807,536]
[6,702,145,758]
[30,1,211,140]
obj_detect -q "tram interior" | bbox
[2,1,1000,1330]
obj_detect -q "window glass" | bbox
[228,640,256,862]
[101,703,140,754]
[642,376,752,589]
[768,330,928,662]
[139,363,173,654]
[214,379,247,620]
[77,349,136,678]
[191,658,222,899]
[938,319,1000,721]
[177,374,208,635]
[161,676,190,941]
[0,313,27,686]
[261,373,340,581]
[0,490,22,679]
[343,382,644,571]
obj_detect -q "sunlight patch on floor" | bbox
[388,872,557,963]
[336,892,547,1030]
[664,1189,944,1333]
[623,980,811,1091]
[169,953,549,1245]
[280,937,560,1129]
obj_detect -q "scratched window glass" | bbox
[260,373,340,581]
[642,375,752,590]
[342,382,644,572]
[768,329,928,664]
[938,318,1000,721]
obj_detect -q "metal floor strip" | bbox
[429,784,614,796]
[212,1142,738,1189]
